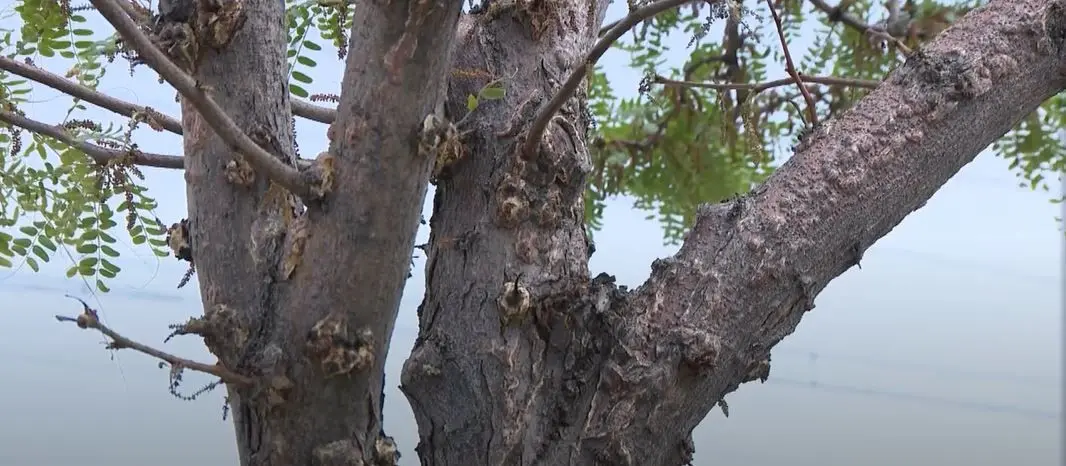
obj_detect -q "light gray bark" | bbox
[168,0,1066,465]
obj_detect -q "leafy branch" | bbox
[0,109,183,169]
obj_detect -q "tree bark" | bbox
[171,0,1066,464]
[401,0,1066,465]
[181,0,462,464]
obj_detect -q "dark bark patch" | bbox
[1045,1,1066,55]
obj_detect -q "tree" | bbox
[1,0,1063,464]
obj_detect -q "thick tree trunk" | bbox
[182,0,462,464]
[171,0,1066,464]
[402,1,1066,465]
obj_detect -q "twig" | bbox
[654,74,880,93]
[808,0,913,55]
[0,56,184,135]
[764,0,818,126]
[56,295,252,385]
[88,0,311,198]
[521,0,697,158]
[0,109,185,169]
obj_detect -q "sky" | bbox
[0,2,1062,466]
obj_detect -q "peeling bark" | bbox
[167,0,1066,465]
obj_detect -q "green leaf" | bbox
[478,85,506,100]
[290,84,309,98]
[467,94,479,112]
[292,70,313,84]
[31,245,48,261]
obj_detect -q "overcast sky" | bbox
[0,2,1062,466]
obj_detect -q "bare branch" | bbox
[292,99,337,124]
[0,109,184,169]
[653,74,880,93]
[0,56,184,135]
[809,0,913,55]
[56,295,252,386]
[764,0,819,125]
[88,0,312,198]
[521,0,696,158]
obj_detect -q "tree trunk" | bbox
[401,1,1066,465]
[171,0,1066,465]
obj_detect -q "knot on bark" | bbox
[165,303,247,362]
[497,275,532,327]
[306,313,375,378]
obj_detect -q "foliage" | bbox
[0,0,1063,294]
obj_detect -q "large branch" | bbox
[0,56,184,135]
[596,0,1066,462]
[88,0,311,198]
[0,109,184,169]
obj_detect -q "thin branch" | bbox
[0,109,185,169]
[808,0,913,55]
[88,0,312,198]
[764,0,818,126]
[0,56,184,135]
[522,0,696,158]
[56,295,252,385]
[654,74,880,93]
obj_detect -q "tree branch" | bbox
[56,295,251,385]
[809,0,913,55]
[603,0,1066,458]
[0,56,184,135]
[0,109,184,169]
[88,0,312,198]
[654,74,880,93]
[521,0,696,158]
[291,99,337,124]
[764,0,819,125]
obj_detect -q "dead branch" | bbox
[55,295,251,385]
[0,109,184,169]
[654,74,880,93]
[764,0,819,125]
[0,57,184,135]
[88,0,312,198]
[521,0,696,158]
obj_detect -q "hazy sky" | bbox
[0,2,1062,466]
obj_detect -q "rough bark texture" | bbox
[171,0,1066,465]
